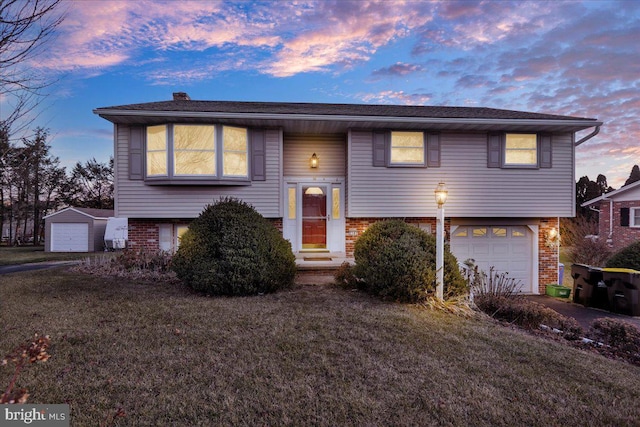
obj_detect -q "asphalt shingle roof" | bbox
[95,99,597,122]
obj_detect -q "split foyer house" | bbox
[94,93,602,294]
[581,180,640,251]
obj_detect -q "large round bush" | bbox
[172,198,296,295]
[353,220,467,302]
[606,241,640,271]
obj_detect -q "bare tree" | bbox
[0,0,65,136]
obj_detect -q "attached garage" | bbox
[450,224,538,294]
[44,207,114,252]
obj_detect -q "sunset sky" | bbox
[8,0,640,188]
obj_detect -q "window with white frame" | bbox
[390,131,424,165]
[632,207,640,227]
[145,124,248,180]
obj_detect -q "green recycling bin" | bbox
[602,268,640,316]
[571,264,607,309]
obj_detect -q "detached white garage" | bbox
[44,208,114,252]
[450,224,538,294]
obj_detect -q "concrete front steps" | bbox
[294,252,353,285]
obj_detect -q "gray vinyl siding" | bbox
[283,134,346,178]
[348,130,574,218]
[115,125,282,218]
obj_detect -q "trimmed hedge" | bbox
[172,198,296,296]
[606,241,640,271]
[352,220,467,302]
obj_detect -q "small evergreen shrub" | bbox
[352,220,467,302]
[333,261,360,289]
[172,197,296,296]
[606,241,640,270]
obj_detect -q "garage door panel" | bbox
[451,225,533,293]
[51,223,89,252]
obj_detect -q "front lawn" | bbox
[0,246,109,266]
[2,269,640,426]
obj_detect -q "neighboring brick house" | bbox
[582,180,640,251]
[94,93,602,294]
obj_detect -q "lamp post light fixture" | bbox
[434,182,448,300]
[310,153,319,169]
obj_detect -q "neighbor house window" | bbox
[504,134,537,166]
[145,124,249,182]
[390,131,424,165]
[632,207,640,227]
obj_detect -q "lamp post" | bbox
[434,182,448,300]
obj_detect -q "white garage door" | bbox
[451,225,533,293]
[51,223,89,252]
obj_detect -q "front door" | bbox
[283,181,345,252]
[302,185,328,249]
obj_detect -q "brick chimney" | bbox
[173,92,191,101]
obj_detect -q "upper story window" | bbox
[504,134,537,166]
[145,124,248,182]
[390,131,425,165]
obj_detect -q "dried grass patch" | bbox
[2,270,640,426]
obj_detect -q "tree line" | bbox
[0,126,113,245]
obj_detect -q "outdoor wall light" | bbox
[310,153,319,169]
[546,227,561,249]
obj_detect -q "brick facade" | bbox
[538,217,560,294]
[129,216,558,294]
[597,200,640,251]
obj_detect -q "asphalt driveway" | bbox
[0,261,78,275]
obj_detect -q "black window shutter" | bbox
[539,134,552,168]
[621,207,630,227]
[129,126,144,180]
[487,133,502,168]
[250,129,266,181]
[426,133,441,167]
[372,131,388,167]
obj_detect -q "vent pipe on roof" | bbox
[173,92,191,101]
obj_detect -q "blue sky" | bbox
[6,0,640,188]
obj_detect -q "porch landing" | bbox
[294,252,352,285]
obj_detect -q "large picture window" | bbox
[145,124,249,182]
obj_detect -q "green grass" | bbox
[0,246,107,266]
[2,269,640,426]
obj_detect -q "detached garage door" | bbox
[451,225,533,293]
[50,223,89,252]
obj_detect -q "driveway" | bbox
[0,261,78,275]
[527,295,640,330]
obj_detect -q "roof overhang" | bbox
[94,109,602,134]
[582,180,640,207]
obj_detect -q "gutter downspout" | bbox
[608,198,613,244]
[574,126,601,147]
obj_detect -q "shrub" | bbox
[588,318,640,358]
[333,261,360,289]
[172,197,296,296]
[352,220,467,302]
[475,296,583,340]
[569,236,612,266]
[606,241,640,270]
[74,250,176,282]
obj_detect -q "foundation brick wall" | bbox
[598,200,640,251]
